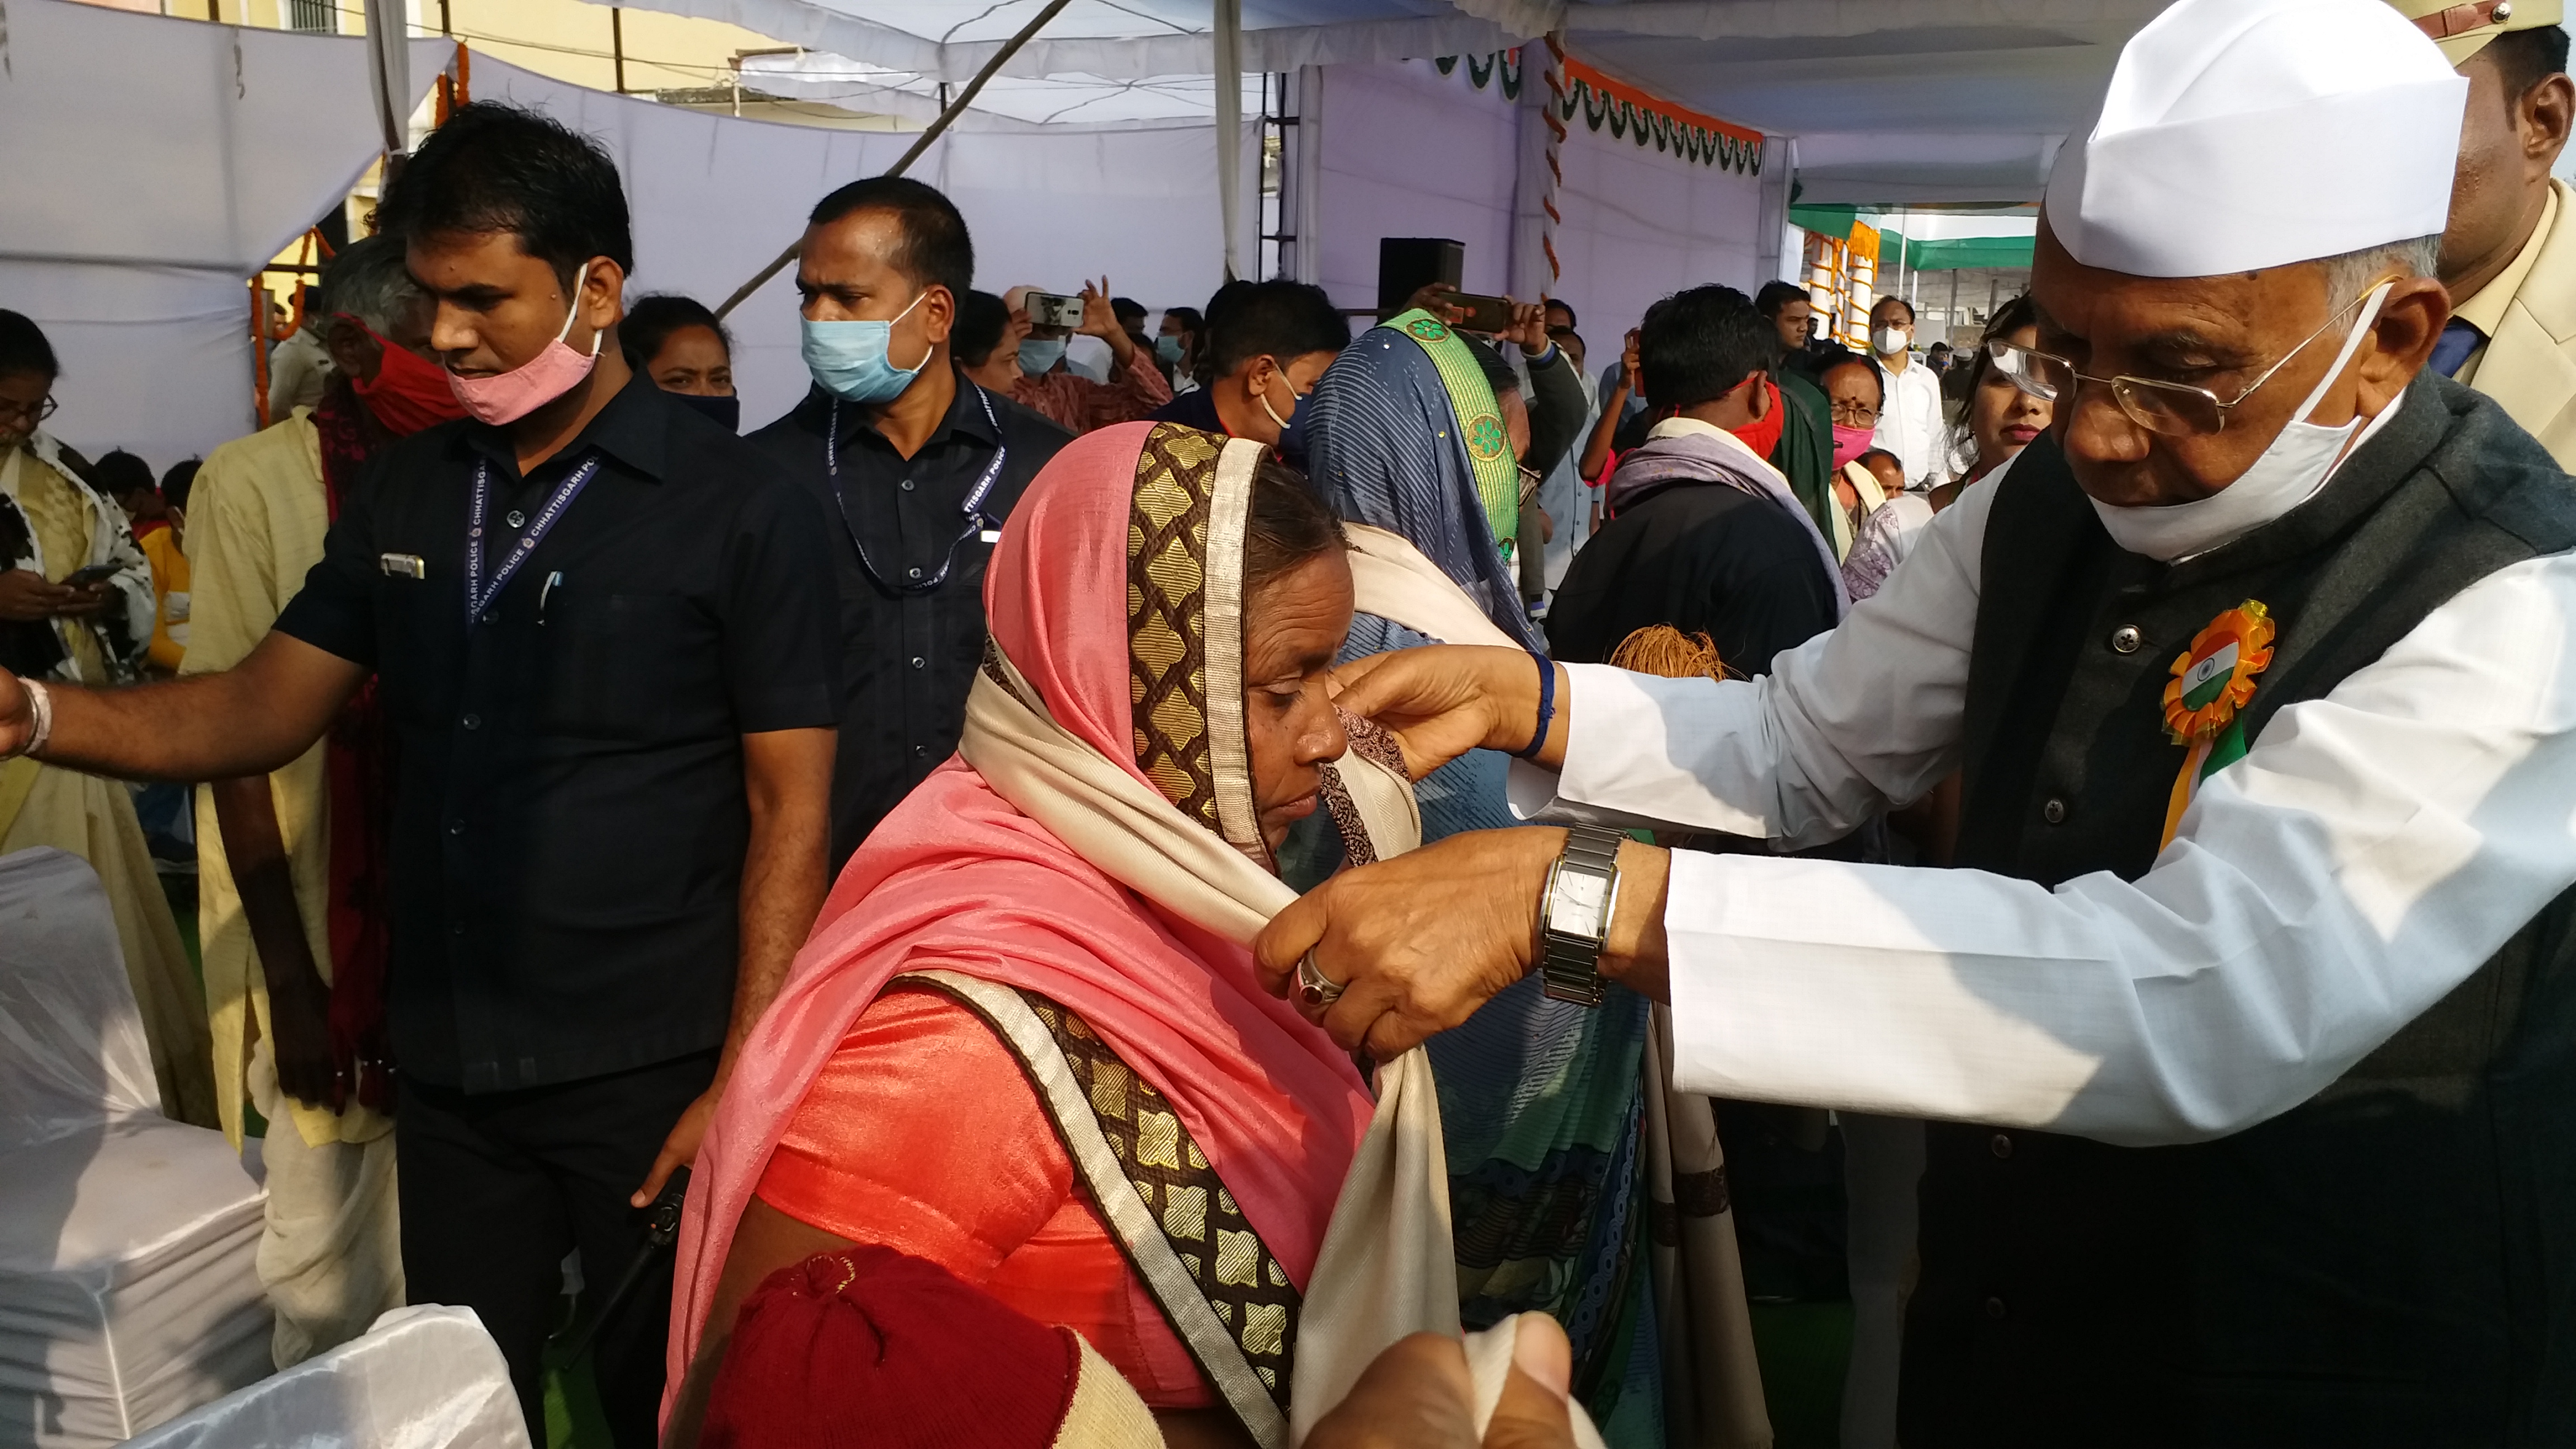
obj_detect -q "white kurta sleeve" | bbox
[1510,464,1997,846]
[1652,550,2576,1146]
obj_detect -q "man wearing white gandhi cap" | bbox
[1248,0,2576,1439]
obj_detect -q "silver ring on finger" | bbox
[1296,949,1346,1011]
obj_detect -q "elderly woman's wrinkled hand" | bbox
[1256,827,1561,1060]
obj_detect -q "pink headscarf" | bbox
[667,423,1375,1411]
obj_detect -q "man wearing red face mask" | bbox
[180,234,457,1367]
[1551,285,1848,676]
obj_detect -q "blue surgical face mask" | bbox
[1155,334,1186,365]
[1019,337,1068,375]
[801,291,928,404]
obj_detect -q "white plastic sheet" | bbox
[120,1307,530,1449]
[0,850,159,1154]
[0,0,452,465]
[0,849,269,1449]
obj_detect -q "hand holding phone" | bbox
[63,562,125,589]
[1447,292,1516,337]
[1027,292,1087,330]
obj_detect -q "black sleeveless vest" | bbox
[1896,375,2576,1447]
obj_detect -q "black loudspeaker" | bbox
[1377,238,1465,320]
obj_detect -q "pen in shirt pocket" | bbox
[538,571,564,624]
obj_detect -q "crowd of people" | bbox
[6,0,2576,1444]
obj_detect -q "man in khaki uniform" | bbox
[2392,0,2576,461]
[187,236,457,1366]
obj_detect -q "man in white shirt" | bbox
[1865,296,1947,489]
[1257,0,2576,1441]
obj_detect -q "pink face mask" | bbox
[447,265,602,426]
[1831,422,1876,470]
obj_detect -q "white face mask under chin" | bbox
[2089,281,2394,564]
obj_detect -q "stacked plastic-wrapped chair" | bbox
[0,847,269,1446]
[117,1306,528,1449]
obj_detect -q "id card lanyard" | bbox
[825,387,1005,595]
[466,453,600,623]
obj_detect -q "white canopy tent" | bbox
[617,0,2170,205]
[0,0,2185,466]
[0,0,454,466]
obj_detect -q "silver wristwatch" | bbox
[1538,825,1626,1007]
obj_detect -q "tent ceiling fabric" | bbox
[615,0,2162,203]
[618,0,1520,81]
[736,51,1266,128]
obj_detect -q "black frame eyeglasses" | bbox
[0,395,59,428]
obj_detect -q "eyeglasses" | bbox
[1987,287,2380,438]
[0,395,58,427]
[1829,398,1880,428]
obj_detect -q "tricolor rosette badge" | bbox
[2157,600,2276,849]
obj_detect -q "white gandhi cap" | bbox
[2043,0,2469,278]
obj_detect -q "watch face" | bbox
[1552,867,1608,940]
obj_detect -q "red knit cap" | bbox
[699,1247,1079,1449]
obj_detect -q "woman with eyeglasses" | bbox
[0,309,215,1129]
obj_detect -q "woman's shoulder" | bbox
[798,984,1044,1126]
[757,983,1078,1276]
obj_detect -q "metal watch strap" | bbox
[1538,825,1626,1007]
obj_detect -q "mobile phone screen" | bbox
[1030,293,1086,329]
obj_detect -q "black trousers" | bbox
[397,1051,717,1448]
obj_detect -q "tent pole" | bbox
[712,0,1073,320]
[613,8,628,94]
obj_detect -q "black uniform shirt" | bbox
[275,372,840,1092]
[749,373,1070,868]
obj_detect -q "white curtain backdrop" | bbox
[468,56,1257,429]
[0,0,453,466]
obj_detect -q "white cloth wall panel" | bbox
[1313,62,1520,314]
[0,0,452,464]
[0,266,263,478]
[472,58,1252,430]
[1548,116,1767,345]
[1313,58,1765,344]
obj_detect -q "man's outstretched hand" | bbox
[1330,646,1566,782]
